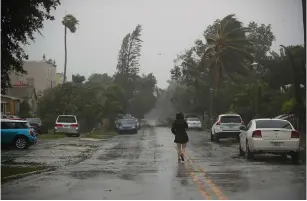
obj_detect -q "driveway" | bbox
[1,127,306,199]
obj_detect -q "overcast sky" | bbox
[24,0,304,89]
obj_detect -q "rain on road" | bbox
[1,127,306,200]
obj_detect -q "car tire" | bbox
[15,136,29,150]
[245,141,254,160]
[76,133,80,137]
[239,143,244,156]
[291,152,299,165]
[215,136,220,143]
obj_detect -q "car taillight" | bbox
[252,130,262,138]
[29,129,34,136]
[56,124,63,127]
[291,131,299,138]
[216,121,221,125]
[71,123,78,127]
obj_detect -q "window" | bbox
[1,122,15,129]
[220,116,241,123]
[57,116,76,123]
[1,121,30,129]
[256,120,292,129]
[15,122,30,129]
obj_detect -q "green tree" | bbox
[1,0,61,94]
[72,74,86,84]
[201,14,254,113]
[87,73,113,84]
[19,101,32,118]
[114,25,143,99]
[62,14,79,84]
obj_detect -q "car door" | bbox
[1,122,17,144]
[241,121,252,151]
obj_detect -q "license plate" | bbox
[271,142,283,146]
[64,125,70,128]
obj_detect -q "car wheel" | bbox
[291,152,299,165]
[15,136,29,149]
[215,136,220,143]
[76,133,80,137]
[239,143,244,156]
[245,141,254,160]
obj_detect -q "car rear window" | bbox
[121,119,135,124]
[57,116,76,123]
[188,118,200,121]
[220,116,241,123]
[256,120,292,129]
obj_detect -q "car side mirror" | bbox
[240,125,246,131]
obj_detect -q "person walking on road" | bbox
[171,112,189,163]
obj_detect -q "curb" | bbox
[2,167,56,181]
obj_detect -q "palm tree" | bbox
[200,14,254,113]
[62,14,79,84]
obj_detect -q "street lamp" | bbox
[209,88,214,124]
[250,61,260,118]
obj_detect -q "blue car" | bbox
[1,119,37,149]
[117,119,138,134]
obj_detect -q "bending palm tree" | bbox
[201,14,254,113]
[62,14,79,84]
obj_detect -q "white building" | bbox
[10,60,57,95]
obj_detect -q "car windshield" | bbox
[220,116,241,123]
[57,116,76,123]
[121,119,135,124]
[256,120,292,129]
[188,118,200,121]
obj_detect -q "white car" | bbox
[211,114,244,142]
[186,118,202,130]
[239,118,300,164]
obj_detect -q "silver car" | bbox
[54,115,80,137]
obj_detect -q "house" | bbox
[9,60,57,95]
[1,95,22,116]
[6,85,38,115]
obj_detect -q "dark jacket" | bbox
[171,118,189,144]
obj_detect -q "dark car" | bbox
[117,119,138,134]
[26,118,43,134]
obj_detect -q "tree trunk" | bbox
[63,26,67,84]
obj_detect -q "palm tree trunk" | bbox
[63,26,67,84]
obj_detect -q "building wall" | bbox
[10,60,57,94]
[1,96,21,115]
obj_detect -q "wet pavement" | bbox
[1,127,306,200]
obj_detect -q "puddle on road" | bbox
[70,169,118,180]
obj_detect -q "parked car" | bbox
[26,118,42,134]
[211,114,244,142]
[8,115,25,120]
[239,118,300,164]
[54,115,80,137]
[186,117,202,130]
[1,119,37,149]
[117,119,138,134]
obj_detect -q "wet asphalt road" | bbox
[1,127,306,200]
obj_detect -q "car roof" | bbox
[254,118,290,122]
[219,114,240,117]
[1,119,27,123]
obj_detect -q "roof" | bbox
[1,94,22,100]
[6,86,37,100]
[1,119,27,123]
[219,114,240,116]
[253,118,289,122]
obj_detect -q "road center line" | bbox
[185,152,228,200]
[173,146,211,199]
